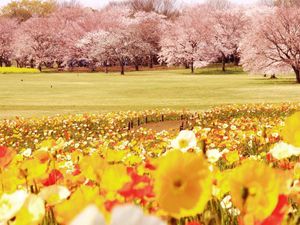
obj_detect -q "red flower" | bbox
[259,195,288,225]
[104,200,120,212]
[43,169,64,186]
[119,167,154,203]
[0,146,16,169]
[72,164,81,176]
[145,160,156,170]
[186,222,202,225]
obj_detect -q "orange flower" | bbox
[0,146,16,169]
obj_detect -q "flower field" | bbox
[0,67,40,74]
[0,105,300,225]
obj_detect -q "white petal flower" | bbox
[171,130,197,152]
[220,195,232,209]
[206,149,222,163]
[39,185,71,206]
[140,215,166,225]
[111,205,166,225]
[70,204,166,225]
[22,148,32,157]
[269,142,300,160]
[0,190,28,222]
[111,205,143,225]
[69,205,105,225]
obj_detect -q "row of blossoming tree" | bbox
[1,0,300,81]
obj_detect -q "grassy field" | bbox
[0,67,300,118]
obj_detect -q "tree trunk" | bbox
[190,61,194,74]
[30,60,34,68]
[149,54,153,68]
[135,64,139,71]
[185,62,189,69]
[293,67,300,83]
[120,60,125,75]
[222,54,226,72]
[234,55,240,66]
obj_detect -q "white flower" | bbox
[111,205,166,225]
[228,208,241,216]
[69,205,105,225]
[230,125,237,131]
[70,204,166,225]
[220,195,232,209]
[272,133,279,138]
[206,149,222,163]
[171,130,197,152]
[0,190,28,222]
[39,185,71,206]
[223,124,229,129]
[269,142,300,160]
[21,148,32,157]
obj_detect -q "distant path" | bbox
[139,120,186,132]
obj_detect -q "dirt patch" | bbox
[139,120,184,132]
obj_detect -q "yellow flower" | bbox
[100,164,130,193]
[79,154,106,182]
[19,159,48,181]
[39,185,71,206]
[225,150,240,164]
[54,186,103,224]
[282,112,300,147]
[294,163,300,180]
[229,160,281,221]
[13,194,45,225]
[0,167,23,194]
[154,150,212,218]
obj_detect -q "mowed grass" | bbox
[0,68,300,118]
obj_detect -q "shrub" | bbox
[0,66,40,74]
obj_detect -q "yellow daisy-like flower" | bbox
[282,112,300,147]
[228,160,281,221]
[154,150,212,218]
[100,164,130,193]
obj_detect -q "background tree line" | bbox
[1,0,300,82]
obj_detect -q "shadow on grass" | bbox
[252,77,299,85]
[196,69,246,75]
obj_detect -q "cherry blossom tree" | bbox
[130,11,166,68]
[78,26,151,74]
[77,5,165,74]
[207,9,248,71]
[47,6,99,68]
[240,7,300,83]
[13,16,61,70]
[159,6,212,73]
[0,17,17,66]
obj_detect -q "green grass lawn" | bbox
[0,68,299,118]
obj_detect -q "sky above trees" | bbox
[0,0,256,8]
